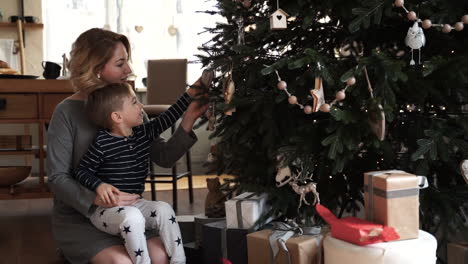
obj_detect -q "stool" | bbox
[143,59,194,212]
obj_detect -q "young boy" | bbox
[74,83,190,264]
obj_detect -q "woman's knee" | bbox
[90,245,133,264]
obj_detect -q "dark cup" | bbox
[24,16,38,23]
[42,61,61,79]
[9,16,21,23]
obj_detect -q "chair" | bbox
[144,59,194,212]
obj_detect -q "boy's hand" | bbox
[96,183,120,205]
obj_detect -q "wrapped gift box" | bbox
[225,192,270,229]
[184,242,203,264]
[226,228,249,264]
[194,214,225,248]
[247,229,323,264]
[202,220,227,264]
[448,243,468,264]
[364,170,420,240]
[177,215,195,243]
[200,220,251,264]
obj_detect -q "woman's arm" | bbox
[150,99,208,168]
[46,106,97,216]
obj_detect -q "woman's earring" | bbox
[97,73,101,79]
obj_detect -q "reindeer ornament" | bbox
[275,159,320,209]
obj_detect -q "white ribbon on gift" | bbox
[268,221,322,264]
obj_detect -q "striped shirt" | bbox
[74,93,191,194]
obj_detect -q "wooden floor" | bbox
[0,188,208,264]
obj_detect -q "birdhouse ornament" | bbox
[270,7,288,30]
[405,21,426,65]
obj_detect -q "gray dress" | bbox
[46,99,197,263]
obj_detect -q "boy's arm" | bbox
[143,92,191,139]
[74,140,105,191]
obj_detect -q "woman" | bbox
[47,28,207,264]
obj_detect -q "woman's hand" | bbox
[186,70,214,98]
[181,99,209,133]
[186,77,202,98]
[94,190,141,207]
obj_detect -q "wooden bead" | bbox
[442,24,452,33]
[462,15,468,24]
[346,77,356,86]
[288,96,297,105]
[277,81,287,90]
[243,0,251,8]
[422,19,432,29]
[304,105,312,114]
[394,0,404,7]
[455,22,464,31]
[407,11,417,21]
[335,91,346,101]
[320,104,331,112]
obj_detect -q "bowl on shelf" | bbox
[0,166,31,187]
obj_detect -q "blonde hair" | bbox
[68,28,131,95]
[86,83,133,129]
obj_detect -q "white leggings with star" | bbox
[89,199,185,264]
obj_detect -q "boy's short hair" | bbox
[86,83,133,129]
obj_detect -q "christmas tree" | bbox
[197,0,468,261]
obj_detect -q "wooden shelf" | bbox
[0,177,51,199]
[0,22,43,29]
[0,149,38,155]
[0,79,73,200]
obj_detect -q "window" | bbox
[43,0,223,89]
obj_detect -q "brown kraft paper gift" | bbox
[247,229,323,264]
[364,170,420,240]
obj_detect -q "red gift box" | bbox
[316,204,399,246]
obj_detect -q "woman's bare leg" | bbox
[90,245,132,264]
[147,237,169,264]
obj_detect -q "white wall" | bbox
[0,0,213,175]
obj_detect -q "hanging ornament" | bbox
[311,77,326,112]
[276,166,293,187]
[200,69,216,131]
[274,69,355,114]
[236,17,245,46]
[275,155,293,188]
[405,21,426,65]
[395,0,467,33]
[459,160,468,184]
[270,0,288,30]
[223,63,236,115]
[368,104,386,141]
[363,67,386,141]
[393,0,467,65]
[134,25,144,33]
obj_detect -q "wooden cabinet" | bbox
[0,79,73,199]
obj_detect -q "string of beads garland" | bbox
[394,0,468,32]
[275,70,356,114]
